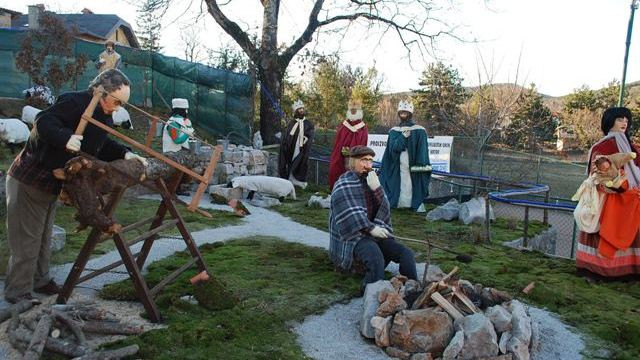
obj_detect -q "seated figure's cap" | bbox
[349,145,375,158]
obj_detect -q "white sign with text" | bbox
[367,134,453,173]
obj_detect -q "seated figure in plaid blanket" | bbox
[329,145,417,292]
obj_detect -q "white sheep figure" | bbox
[21,105,42,125]
[112,107,133,129]
[231,175,296,200]
[0,118,30,153]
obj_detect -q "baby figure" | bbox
[593,152,637,189]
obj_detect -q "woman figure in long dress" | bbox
[576,107,640,278]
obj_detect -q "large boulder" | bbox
[370,315,393,347]
[443,330,464,360]
[426,198,461,221]
[508,300,532,348]
[459,197,495,225]
[376,290,407,317]
[361,280,395,338]
[390,308,454,354]
[456,313,499,359]
[307,195,331,209]
[50,225,66,252]
[486,305,513,333]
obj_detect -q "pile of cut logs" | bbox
[366,267,535,360]
[2,300,143,359]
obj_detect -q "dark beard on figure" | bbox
[294,110,305,119]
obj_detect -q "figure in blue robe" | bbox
[379,100,432,211]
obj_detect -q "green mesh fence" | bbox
[0,29,253,144]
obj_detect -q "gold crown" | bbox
[348,99,363,110]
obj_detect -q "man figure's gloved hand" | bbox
[66,135,83,152]
[366,170,380,191]
[125,152,149,167]
[370,225,391,239]
[402,129,411,138]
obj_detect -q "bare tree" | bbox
[181,26,204,63]
[152,0,461,144]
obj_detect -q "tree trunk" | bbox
[259,68,285,145]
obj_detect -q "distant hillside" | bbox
[379,80,640,123]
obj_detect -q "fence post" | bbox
[543,191,550,225]
[472,179,478,197]
[571,220,578,259]
[484,194,491,243]
[523,206,530,248]
[315,160,319,185]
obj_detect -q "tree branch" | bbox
[279,0,325,68]
[204,0,258,62]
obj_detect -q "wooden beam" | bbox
[188,145,222,212]
[75,87,103,136]
[431,292,464,321]
[79,114,206,183]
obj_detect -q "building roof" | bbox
[10,11,139,48]
[0,7,22,16]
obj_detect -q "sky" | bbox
[3,0,639,97]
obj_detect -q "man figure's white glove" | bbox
[66,135,83,152]
[402,129,411,138]
[370,225,391,239]
[366,171,380,191]
[125,152,149,167]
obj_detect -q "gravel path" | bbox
[0,195,586,359]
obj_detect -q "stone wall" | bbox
[195,143,271,186]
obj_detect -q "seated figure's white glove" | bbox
[402,130,411,138]
[66,135,83,152]
[370,225,391,239]
[125,152,149,167]
[366,171,381,191]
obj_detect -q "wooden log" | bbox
[55,153,203,231]
[430,292,464,321]
[71,344,140,360]
[12,328,89,358]
[439,266,459,286]
[411,282,439,310]
[53,309,87,345]
[453,291,480,314]
[7,307,27,353]
[522,281,536,294]
[23,314,53,360]
[0,299,35,324]
[80,320,144,335]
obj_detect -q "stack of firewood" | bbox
[410,266,512,319]
[2,300,143,359]
[368,267,533,360]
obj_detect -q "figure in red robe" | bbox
[329,99,369,190]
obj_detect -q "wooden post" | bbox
[75,87,103,136]
[543,190,550,225]
[523,206,530,248]
[146,118,158,147]
[485,194,491,243]
[188,145,222,212]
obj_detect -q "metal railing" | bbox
[308,156,579,259]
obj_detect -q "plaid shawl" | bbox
[329,171,393,270]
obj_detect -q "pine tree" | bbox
[414,62,467,135]
[136,0,163,52]
[503,84,555,151]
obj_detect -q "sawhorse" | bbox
[55,173,209,323]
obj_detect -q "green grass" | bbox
[99,237,360,359]
[0,198,240,275]
[272,184,640,359]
